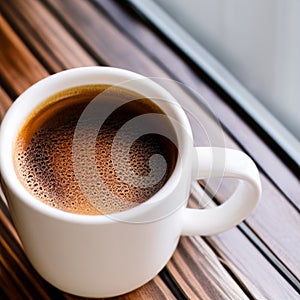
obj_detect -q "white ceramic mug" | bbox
[0,67,261,297]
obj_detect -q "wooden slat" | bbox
[190,186,300,299]
[199,153,300,283]
[0,87,12,122]
[43,0,167,76]
[0,0,97,72]
[203,172,300,281]
[0,15,48,95]
[61,277,176,300]
[207,229,300,300]
[110,277,176,300]
[167,236,250,300]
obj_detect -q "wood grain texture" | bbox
[167,236,250,300]
[201,170,300,282]
[0,0,97,72]
[44,0,167,76]
[191,185,300,300]
[0,0,299,299]
[207,229,300,300]
[0,16,48,96]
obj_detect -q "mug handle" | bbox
[182,147,261,236]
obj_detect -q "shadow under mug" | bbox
[0,67,261,297]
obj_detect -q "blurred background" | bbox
[133,0,300,163]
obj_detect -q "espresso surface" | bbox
[15,85,177,215]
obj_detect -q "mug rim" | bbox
[0,66,193,224]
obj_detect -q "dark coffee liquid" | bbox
[14,85,177,215]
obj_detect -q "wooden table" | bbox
[1,1,299,299]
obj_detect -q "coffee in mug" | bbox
[14,84,178,215]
